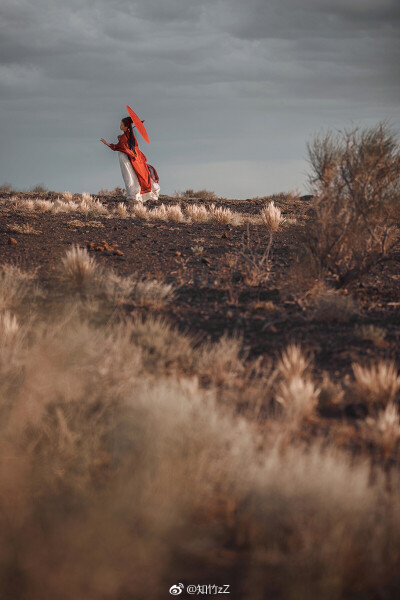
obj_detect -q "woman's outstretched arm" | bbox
[106,134,137,158]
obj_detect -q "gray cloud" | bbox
[0,0,399,197]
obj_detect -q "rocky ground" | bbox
[1,190,399,391]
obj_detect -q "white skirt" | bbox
[118,151,160,202]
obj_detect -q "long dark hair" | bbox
[121,116,136,151]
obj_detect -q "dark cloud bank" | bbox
[0,0,399,197]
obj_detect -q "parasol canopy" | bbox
[126,104,150,144]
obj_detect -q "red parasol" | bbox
[126,104,150,144]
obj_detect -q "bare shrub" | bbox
[98,187,111,196]
[0,182,14,193]
[107,185,125,196]
[303,122,400,286]
[181,188,217,200]
[30,183,47,193]
[260,201,282,231]
[235,227,273,286]
[352,360,400,410]
[309,285,358,322]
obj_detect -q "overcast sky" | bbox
[0,0,399,198]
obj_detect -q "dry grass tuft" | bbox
[355,324,387,345]
[148,204,167,221]
[18,198,35,212]
[131,279,175,308]
[352,360,400,410]
[165,204,185,222]
[0,310,23,352]
[0,264,39,312]
[249,300,276,311]
[129,315,193,372]
[196,335,245,386]
[62,191,74,202]
[79,195,108,217]
[53,198,79,213]
[35,199,53,212]
[98,271,136,305]
[319,373,345,408]
[260,201,282,231]
[210,204,242,226]
[59,245,98,291]
[275,345,319,423]
[6,222,42,235]
[67,219,104,228]
[367,402,400,457]
[276,374,320,421]
[130,202,148,219]
[100,272,174,309]
[115,202,129,218]
[185,204,210,223]
[277,344,310,379]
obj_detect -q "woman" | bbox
[101,116,160,202]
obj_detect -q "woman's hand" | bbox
[100,138,110,147]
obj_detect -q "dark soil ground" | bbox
[1,191,399,387]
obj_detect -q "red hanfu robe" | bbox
[109,131,152,194]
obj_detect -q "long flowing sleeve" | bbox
[109,133,136,159]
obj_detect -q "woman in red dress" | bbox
[101,116,160,202]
